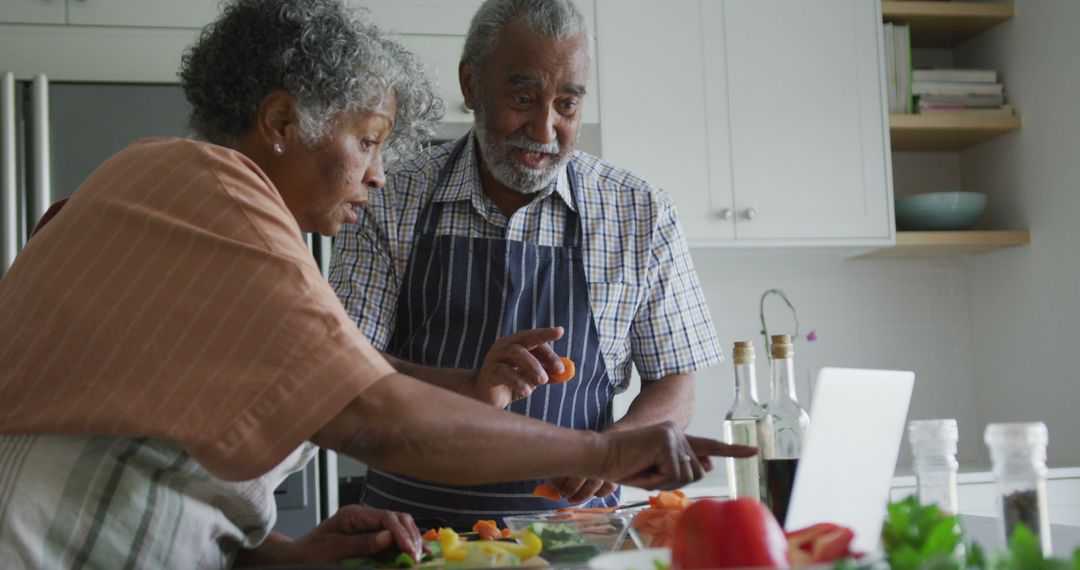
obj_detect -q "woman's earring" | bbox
[272,143,284,155]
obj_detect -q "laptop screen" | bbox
[783,367,915,553]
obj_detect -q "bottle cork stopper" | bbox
[770,334,793,359]
[732,341,755,364]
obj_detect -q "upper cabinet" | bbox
[0,0,220,27]
[1,0,598,124]
[597,0,893,247]
[0,1,219,82]
[0,0,65,25]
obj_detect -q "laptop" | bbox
[783,367,915,553]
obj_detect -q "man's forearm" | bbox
[381,352,475,398]
[609,373,695,432]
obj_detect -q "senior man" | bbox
[330,0,723,524]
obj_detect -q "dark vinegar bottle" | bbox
[759,335,810,526]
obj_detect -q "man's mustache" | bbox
[503,132,561,155]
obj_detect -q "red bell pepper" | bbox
[672,498,791,569]
[785,523,855,565]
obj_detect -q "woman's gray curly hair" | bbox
[180,0,443,157]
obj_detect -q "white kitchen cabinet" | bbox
[597,0,893,247]
[67,0,220,28]
[0,0,65,25]
[0,0,219,28]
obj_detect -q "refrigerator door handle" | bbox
[29,73,51,233]
[1,72,18,272]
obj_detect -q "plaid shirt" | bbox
[329,134,722,389]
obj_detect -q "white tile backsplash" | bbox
[614,249,982,468]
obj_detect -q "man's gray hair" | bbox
[462,0,591,73]
[180,0,443,157]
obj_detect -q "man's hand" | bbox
[290,506,422,564]
[548,476,618,504]
[473,327,565,407]
[597,422,757,490]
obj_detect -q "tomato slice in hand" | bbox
[549,357,576,383]
[672,498,791,569]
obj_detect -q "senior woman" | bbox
[0,0,751,568]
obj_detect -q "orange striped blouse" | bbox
[0,137,393,481]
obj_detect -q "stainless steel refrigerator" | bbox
[0,72,331,538]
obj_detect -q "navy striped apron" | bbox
[361,138,619,525]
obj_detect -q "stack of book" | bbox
[883,23,912,113]
[912,69,1014,115]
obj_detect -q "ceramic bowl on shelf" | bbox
[895,191,987,231]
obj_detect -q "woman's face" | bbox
[278,91,397,237]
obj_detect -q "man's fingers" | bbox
[568,479,605,504]
[595,481,618,498]
[687,435,758,458]
[550,476,584,498]
[501,326,564,349]
[490,363,534,398]
[529,343,564,375]
[499,345,549,387]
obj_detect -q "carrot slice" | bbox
[549,357,576,383]
[532,482,562,501]
[422,528,438,542]
[473,520,503,541]
[501,528,512,539]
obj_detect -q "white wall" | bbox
[615,250,983,467]
[953,0,1080,467]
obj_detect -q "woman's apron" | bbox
[361,138,620,525]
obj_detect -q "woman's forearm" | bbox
[312,372,606,485]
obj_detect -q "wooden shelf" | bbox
[857,230,1031,259]
[890,113,1021,151]
[882,1,1015,48]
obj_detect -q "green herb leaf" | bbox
[1007,524,1044,569]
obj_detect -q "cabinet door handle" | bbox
[717,207,732,220]
[743,208,757,221]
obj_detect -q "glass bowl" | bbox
[504,511,642,564]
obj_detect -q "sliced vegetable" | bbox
[438,526,543,565]
[521,521,587,550]
[532,482,562,501]
[649,490,690,510]
[550,357,576,383]
[473,520,504,541]
[633,491,691,548]
[542,544,603,564]
[672,498,791,569]
[786,522,855,565]
[421,528,438,542]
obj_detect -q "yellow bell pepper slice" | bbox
[437,527,543,563]
[439,528,469,562]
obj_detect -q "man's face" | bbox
[464,21,589,195]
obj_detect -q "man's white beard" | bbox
[473,103,574,195]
